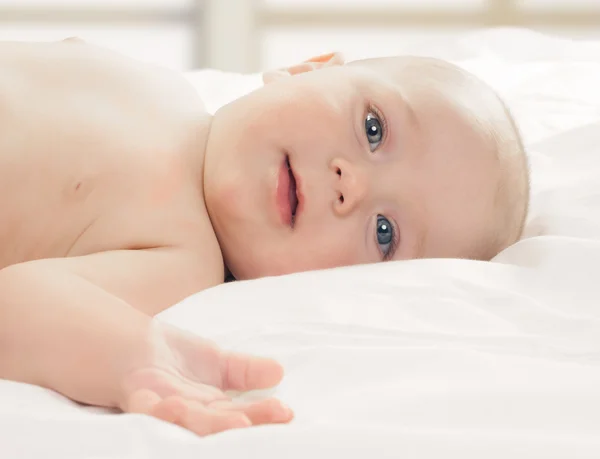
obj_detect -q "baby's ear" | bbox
[262,52,344,85]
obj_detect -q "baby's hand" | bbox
[119,322,293,436]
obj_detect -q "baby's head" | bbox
[203,53,529,279]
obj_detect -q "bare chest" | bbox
[0,41,222,279]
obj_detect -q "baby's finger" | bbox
[219,351,284,391]
[167,379,228,404]
[182,400,252,436]
[210,398,294,426]
[148,396,251,436]
[124,388,162,414]
[150,395,188,424]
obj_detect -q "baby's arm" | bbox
[0,250,292,435]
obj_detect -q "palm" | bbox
[119,322,293,436]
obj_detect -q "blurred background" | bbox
[0,0,599,73]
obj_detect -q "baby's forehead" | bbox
[347,57,412,86]
[345,58,465,118]
[348,58,470,123]
[349,56,447,82]
[348,56,486,101]
[363,58,506,141]
[346,56,508,159]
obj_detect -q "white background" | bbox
[0,0,599,71]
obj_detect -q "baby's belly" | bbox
[0,40,209,268]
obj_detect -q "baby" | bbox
[0,39,529,436]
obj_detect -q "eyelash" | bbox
[382,218,400,261]
[367,103,388,151]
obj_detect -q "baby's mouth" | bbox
[286,155,299,227]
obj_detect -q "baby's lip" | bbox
[276,157,293,227]
[291,159,303,226]
[275,155,303,229]
[287,156,299,228]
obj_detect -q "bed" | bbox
[2,28,600,458]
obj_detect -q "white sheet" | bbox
[2,28,600,459]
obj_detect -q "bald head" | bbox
[351,56,530,260]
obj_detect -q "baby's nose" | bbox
[330,158,368,216]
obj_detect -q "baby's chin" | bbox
[223,252,274,281]
[229,263,286,281]
[227,254,309,281]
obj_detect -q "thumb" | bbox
[220,351,285,392]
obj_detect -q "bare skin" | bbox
[0,40,219,287]
[0,40,292,435]
[0,40,520,437]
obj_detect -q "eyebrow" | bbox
[402,96,419,131]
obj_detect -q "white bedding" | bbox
[2,28,600,458]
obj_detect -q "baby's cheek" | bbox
[294,235,361,271]
[288,90,346,130]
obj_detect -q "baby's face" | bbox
[204,57,499,279]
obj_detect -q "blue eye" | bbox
[376,215,395,259]
[365,113,383,151]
